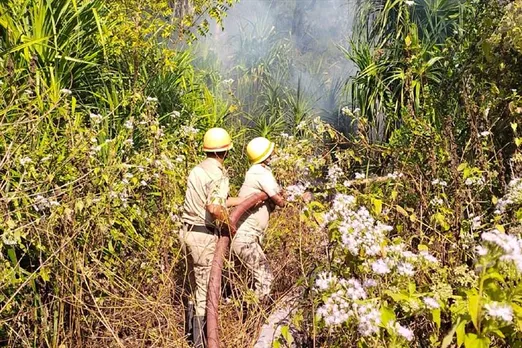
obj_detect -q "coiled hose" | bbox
[206,192,269,348]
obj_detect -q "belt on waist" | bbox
[186,224,216,234]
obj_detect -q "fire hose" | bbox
[206,191,269,348]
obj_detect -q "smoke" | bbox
[194,0,359,133]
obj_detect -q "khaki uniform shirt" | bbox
[236,164,281,236]
[182,158,229,227]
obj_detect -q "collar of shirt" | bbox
[204,157,224,170]
[256,163,272,172]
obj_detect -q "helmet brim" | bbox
[203,143,233,153]
[250,142,274,164]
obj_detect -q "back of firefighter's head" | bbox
[203,127,233,159]
[247,137,275,165]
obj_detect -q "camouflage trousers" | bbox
[230,232,273,299]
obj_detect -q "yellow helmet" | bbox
[203,127,233,152]
[246,137,275,164]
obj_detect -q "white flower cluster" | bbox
[469,213,482,230]
[296,121,308,131]
[124,120,134,130]
[316,290,352,326]
[315,275,382,335]
[495,178,522,214]
[386,171,404,179]
[285,182,309,202]
[422,296,440,309]
[19,157,33,166]
[89,113,103,124]
[366,244,439,277]
[322,194,392,256]
[356,303,381,336]
[389,321,414,341]
[315,272,338,291]
[431,197,444,206]
[481,230,522,272]
[180,125,199,136]
[431,179,448,187]
[33,194,60,211]
[327,164,343,185]
[484,302,513,323]
[464,176,485,186]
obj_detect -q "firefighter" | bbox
[180,127,244,348]
[230,137,286,302]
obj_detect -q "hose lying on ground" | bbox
[206,192,269,348]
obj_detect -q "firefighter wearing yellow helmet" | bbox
[180,127,244,348]
[231,137,286,302]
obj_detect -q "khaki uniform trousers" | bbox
[180,225,218,317]
[230,232,273,298]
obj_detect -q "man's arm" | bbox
[206,203,227,221]
[226,196,245,207]
[270,193,286,208]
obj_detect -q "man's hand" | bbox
[270,193,286,208]
[207,204,228,221]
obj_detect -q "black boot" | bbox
[192,316,206,348]
[185,301,194,345]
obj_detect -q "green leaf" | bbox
[432,308,441,329]
[442,319,460,348]
[380,306,396,328]
[457,162,468,171]
[372,198,383,215]
[280,325,293,344]
[396,205,409,217]
[464,333,490,348]
[468,294,481,331]
[457,319,467,347]
[408,282,416,295]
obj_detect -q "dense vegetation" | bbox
[1,0,522,347]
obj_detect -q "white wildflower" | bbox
[394,322,414,341]
[124,120,133,130]
[355,172,366,179]
[285,183,309,202]
[419,251,439,264]
[397,262,415,276]
[146,96,158,102]
[371,259,391,275]
[19,157,33,166]
[180,125,199,136]
[60,88,72,95]
[315,272,338,291]
[485,302,513,323]
[432,179,448,187]
[140,180,148,186]
[405,0,415,5]
[327,164,344,185]
[475,245,488,256]
[423,297,440,309]
[471,215,482,229]
[357,304,381,336]
[480,131,491,137]
[89,113,103,124]
[431,197,444,206]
